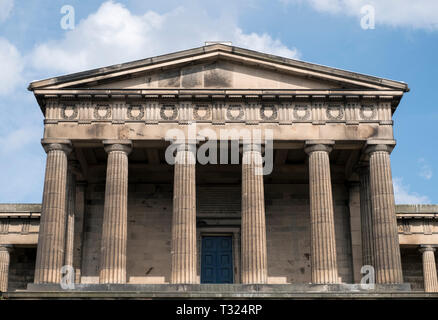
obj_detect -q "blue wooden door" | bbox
[201,236,233,284]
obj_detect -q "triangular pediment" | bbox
[83,59,349,90]
[28,44,409,92]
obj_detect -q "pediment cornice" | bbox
[28,44,409,92]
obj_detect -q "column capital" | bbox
[365,139,396,155]
[167,135,205,146]
[420,245,436,253]
[0,245,12,253]
[174,142,197,152]
[41,139,72,154]
[240,143,263,154]
[304,140,334,154]
[365,144,394,155]
[103,140,132,154]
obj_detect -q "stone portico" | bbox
[1,44,436,295]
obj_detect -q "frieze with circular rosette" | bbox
[93,105,112,120]
[193,105,211,121]
[326,105,344,120]
[226,105,244,121]
[293,105,310,121]
[260,105,278,121]
[360,104,377,120]
[160,105,178,121]
[61,105,78,120]
[127,105,144,120]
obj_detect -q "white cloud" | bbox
[0,0,13,22]
[31,1,299,74]
[418,158,433,180]
[393,177,431,204]
[234,28,300,59]
[282,0,438,30]
[0,37,24,95]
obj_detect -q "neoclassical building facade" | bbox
[0,44,437,296]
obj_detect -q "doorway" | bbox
[201,236,233,283]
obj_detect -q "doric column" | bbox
[366,144,403,283]
[241,144,268,284]
[64,161,77,268]
[171,143,197,284]
[347,182,363,283]
[305,142,338,284]
[420,246,438,292]
[99,140,132,284]
[34,140,72,284]
[357,163,375,268]
[73,182,86,283]
[0,245,12,292]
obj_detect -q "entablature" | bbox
[39,90,398,127]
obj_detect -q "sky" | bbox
[0,0,437,204]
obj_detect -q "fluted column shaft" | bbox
[358,164,374,267]
[0,246,11,292]
[73,182,86,283]
[64,162,77,268]
[171,144,197,284]
[99,141,131,284]
[366,144,403,283]
[241,144,268,284]
[420,246,438,292]
[305,143,338,284]
[34,142,71,284]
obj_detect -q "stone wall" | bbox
[265,183,353,284]
[401,246,425,291]
[80,183,104,282]
[126,184,173,284]
[8,247,36,291]
[80,183,174,283]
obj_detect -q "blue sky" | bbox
[0,0,436,203]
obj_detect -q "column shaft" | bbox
[0,246,11,292]
[367,145,403,283]
[171,144,197,284]
[348,182,363,283]
[420,246,438,292]
[99,142,131,284]
[73,182,86,283]
[64,164,76,268]
[34,142,71,284]
[241,144,268,284]
[358,164,375,267]
[305,144,338,284]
